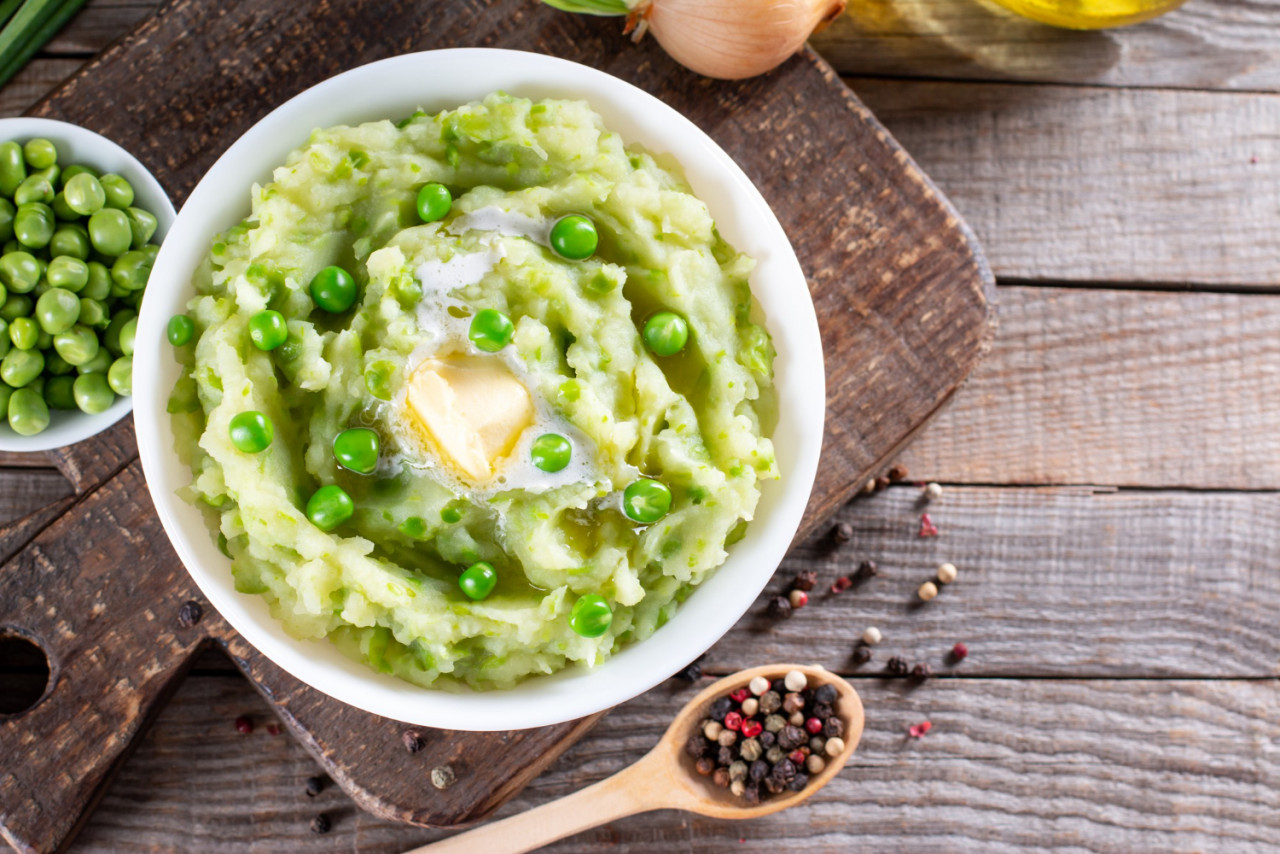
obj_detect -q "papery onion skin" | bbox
[639,0,847,80]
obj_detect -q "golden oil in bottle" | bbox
[984,0,1186,29]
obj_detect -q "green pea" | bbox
[0,382,11,415]
[549,214,598,261]
[32,165,59,189]
[0,142,26,198]
[530,433,572,473]
[50,193,78,222]
[14,203,54,250]
[468,308,514,352]
[44,351,72,376]
[49,224,91,261]
[0,320,8,359]
[140,243,160,263]
[47,256,90,293]
[642,312,689,357]
[44,374,76,410]
[88,208,132,257]
[62,172,106,216]
[167,314,194,346]
[441,502,464,524]
[622,477,672,524]
[0,251,40,293]
[22,139,57,171]
[82,261,111,300]
[569,593,613,638]
[229,410,273,453]
[9,317,37,350]
[364,360,395,401]
[35,288,80,335]
[0,347,43,387]
[0,294,31,322]
[309,265,357,313]
[458,561,497,601]
[247,309,287,351]
[107,356,132,396]
[102,309,136,356]
[59,164,94,187]
[53,324,100,366]
[23,375,41,398]
[98,174,135,209]
[76,347,111,375]
[111,250,152,292]
[35,330,51,351]
[416,182,452,223]
[78,298,108,329]
[0,240,15,255]
[72,372,114,414]
[119,316,137,356]
[8,388,49,435]
[306,484,354,532]
[13,175,53,206]
[0,198,13,243]
[333,427,379,475]
[398,516,428,539]
[125,207,158,249]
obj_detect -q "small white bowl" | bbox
[136,49,824,730]
[0,118,175,453]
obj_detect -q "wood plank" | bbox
[0,59,83,118]
[694,485,1280,679]
[42,1,156,56]
[898,285,1280,489]
[0,468,73,527]
[70,671,1280,851]
[853,78,1280,287]
[812,0,1280,92]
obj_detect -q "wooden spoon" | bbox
[407,664,864,854]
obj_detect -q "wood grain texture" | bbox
[69,670,1280,852]
[0,470,72,527]
[899,285,1280,488]
[813,0,1280,91]
[1,0,991,849]
[854,78,1280,287]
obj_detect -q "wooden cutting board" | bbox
[0,1,995,851]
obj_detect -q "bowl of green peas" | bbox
[0,117,174,451]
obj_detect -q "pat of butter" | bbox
[405,357,534,483]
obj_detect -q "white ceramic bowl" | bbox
[0,118,175,452]
[136,49,824,730]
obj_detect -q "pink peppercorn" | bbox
[909,721,932,738]
[741,720,763,738]
[804,717,823,735]
[919,513,939,537]
[952,642,969,661]
[830,575,852,594]
[789,749,806,765]
[234,715,253,735]
[266,724,281,736]
[730,688,750,703]
[788,589,808,609]
[724,711,744,731]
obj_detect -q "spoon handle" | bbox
[404,751,672,854]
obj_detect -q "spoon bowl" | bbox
[412,664,863,853]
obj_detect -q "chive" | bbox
[0,0,88,90]
[539,0,630,14]
[0,0,24,30]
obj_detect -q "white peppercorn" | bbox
[789,711,805,726]
[824,737,845,757]
[730,779,745,797]
[918,580,939,601]
[784,670,807,692]
[937,562,958,584]
[924,482,943,500]
[748,675,770,696]
[717,729,738,747]
[728,760,748,782]
[806,754,827,775]
[862,626,883,645]
[741,697,759,717]
[703,720,722,741]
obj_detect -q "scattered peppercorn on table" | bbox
[3,0,1280,851]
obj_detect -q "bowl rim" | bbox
[135,47,825,730]
[0,117,175,453]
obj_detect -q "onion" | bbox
[543,0,847,80]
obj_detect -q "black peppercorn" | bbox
[766,595,792,619]
[831,521,853,544]
[758,730,776,749]
[695,757,716,776]
[713,767,731,788]
[778,725,806,751]
[310,813,331,834]
[770,758,796,782]
[912,662,934,681]
[685,735,710,759]
[811,702,833,720]
[771,678,787,694]
[305,775,326,797]
[743,785,761,805]
[718,745,735,767]
[853,559,879,581]
[402,730,426,753]
[787,772,810,792]
[749,759,769,783]
[888,463,908,481]
[853,646,872,665]
[792,570,818,592]
[814,684,837,705]
[177,600,203,628]
[763,776,784,794]
[823,717,844,739]
[676,660,703,682]
[709,697,732,722]
[874,475,890,490]
[886,655,910,676]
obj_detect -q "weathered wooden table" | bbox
[3,0,1278,850]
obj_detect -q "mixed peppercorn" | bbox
[684,670,846,803]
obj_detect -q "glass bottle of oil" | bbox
[984,0,1186,28]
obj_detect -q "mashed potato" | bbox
[170,93,777,689]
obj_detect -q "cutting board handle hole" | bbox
[0,629,52,716]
